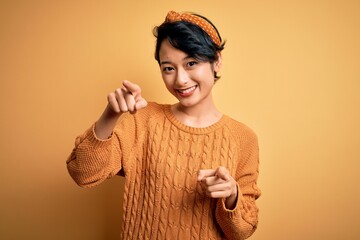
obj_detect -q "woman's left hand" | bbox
[198,166,238,210]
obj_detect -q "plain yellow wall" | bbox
[1,0,359,239]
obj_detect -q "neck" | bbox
[171,96,222,128]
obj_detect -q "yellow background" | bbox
[1,0,359,239]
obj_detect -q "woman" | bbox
[67,10,261,240]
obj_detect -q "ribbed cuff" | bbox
[219,183,244,218]
[82,123,114,148]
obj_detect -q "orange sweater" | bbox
[67,102,261,240]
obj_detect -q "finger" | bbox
[107,92,120,113]
[135,98,148,110]
[206,181,233,193]
[201,175,226,186]
[123,80,141,97]
[124,93,136,112]
[215,166,230,181]
[122,81,147,111]
[198,169,217,181]
[206,190,232,199]
[115,88,128,112]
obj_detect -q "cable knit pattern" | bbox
[67,102,261,240]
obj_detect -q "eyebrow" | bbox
[160,56,193,66]
[159,60,172,66]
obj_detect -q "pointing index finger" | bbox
[215,166,230,181]
[123,80,141,96]
[197,169,216,181]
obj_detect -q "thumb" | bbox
[135,98,148,110]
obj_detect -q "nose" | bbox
[175,68,189,86]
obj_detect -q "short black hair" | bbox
[153,15,225,80]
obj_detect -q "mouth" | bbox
[176,85,197,97]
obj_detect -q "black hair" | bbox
[153,14,225,81]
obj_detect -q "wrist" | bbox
[95,104,122,140]
[225,185,238,210]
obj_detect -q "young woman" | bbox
[67,10,261,240]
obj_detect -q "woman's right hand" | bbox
[108,80,148,113]
[95,80,147,139]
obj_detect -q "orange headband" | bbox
[165,10,221,47]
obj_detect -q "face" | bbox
[158,39,222,109]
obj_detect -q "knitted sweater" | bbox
[67,102,261,240]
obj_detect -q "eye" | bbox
[162,66,174,73]
[187,61,198,67]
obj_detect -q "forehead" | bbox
[159,39,189,63]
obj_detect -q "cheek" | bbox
[162,76,175,92]
[195,66,215,82]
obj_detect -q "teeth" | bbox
[178,86,196,93]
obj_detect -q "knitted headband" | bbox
[165,10,221,47]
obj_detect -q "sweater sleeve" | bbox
[215,131,261,240]
[66,112,137,188]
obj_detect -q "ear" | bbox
[214,51,223,73]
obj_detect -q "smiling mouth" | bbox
[176,85,197,97]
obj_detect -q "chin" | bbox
[178,98,199,108]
